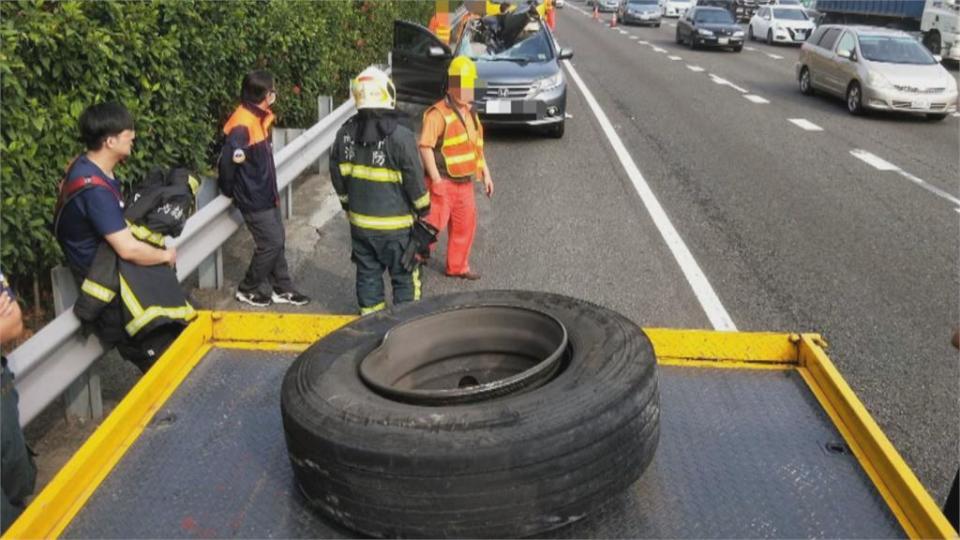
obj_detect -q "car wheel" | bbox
[926,113,948,121]
[766,29,773,45]
[799,66,814,95]
[748,25,754,41]
[846,81,864,115]
[281,290,661,539]
[545,120,565,138]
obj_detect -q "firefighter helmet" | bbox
[350,67,396,110]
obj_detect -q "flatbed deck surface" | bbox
[64,347,904,538]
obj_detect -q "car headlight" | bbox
[868,72,894,90]
[535,71,565,93]
[733,30,745,37]
[698,28,715,36]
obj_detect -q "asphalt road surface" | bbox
[217,3,959,507]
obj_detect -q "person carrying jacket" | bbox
[419,56,494,280]
[330,67,429,315]
[219,69,309,308]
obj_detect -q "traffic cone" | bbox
[610,12,617,27]
[593,5,599,19]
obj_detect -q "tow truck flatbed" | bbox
[6,312,954,539]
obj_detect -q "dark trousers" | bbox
[240,207,295,297]
[1,362,36,533]
[352,232,421,314]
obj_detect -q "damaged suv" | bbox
[391,6,573,138]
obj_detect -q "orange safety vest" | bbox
[223,105,275,143]
[428,98,485,180]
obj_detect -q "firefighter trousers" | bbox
[426,178,476,275]
[351,232,422,315]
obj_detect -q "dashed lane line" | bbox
[687,65,705,72]
[850,149,960,207]
[667,55,683,61]
[638,40,650,44]
[629,35,638,39]
[745,46,756,51]
[709,73,748,93]
[652,46,667,53]
[562,59,738,331]
[787,118,823,131]
[766,53,784,60]
[744,94,770,104]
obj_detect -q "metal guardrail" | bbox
[8,96,358,426]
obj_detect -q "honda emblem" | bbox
[497,87,510,98]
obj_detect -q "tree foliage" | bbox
[0,0,431,291]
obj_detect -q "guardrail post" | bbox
[274,128,304,219]
[318,95,334,174]
[51,266,103,423]
[197,177,224,290]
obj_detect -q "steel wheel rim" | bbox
[848,86,859,111]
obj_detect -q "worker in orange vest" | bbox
[418,56,494,280]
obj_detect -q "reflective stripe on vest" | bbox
[339,163,402,183]
[119,275,197,337]
[430,102,483,179]
[81,279,116,303]
[347,211,413,231]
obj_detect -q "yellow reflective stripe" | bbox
[360,302,386,315]
[413,192,430,210]
[339,163,401,183]
[127,221,165,247]
[476,137,484,148]
[442,133,469,147]
[348,212,414,230]
[443,114,458,124]
[125,304,197,337]
[478,158,486,168]
[119,275,144,317]
[445,152,477,165]
[413,266,421,301]
[81,279,115,303]
[187,175,200,196]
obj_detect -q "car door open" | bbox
[392,20,452,104]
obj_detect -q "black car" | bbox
[675,7,745,51]
[391,15,572,138]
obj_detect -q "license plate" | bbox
[912,99,930,109]
[795,31,806,40]
[718,37,729,45]
[485,100,511,114]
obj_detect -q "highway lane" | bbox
[558,2,958,502]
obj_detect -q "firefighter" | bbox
[419,56,494,281]
[330,67,429,315]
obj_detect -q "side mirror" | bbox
[837,48,851,59]
[558,47,574,60]
[428,46,450,58]
[934,54,943,62]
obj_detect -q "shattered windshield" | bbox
[458,16,554,63]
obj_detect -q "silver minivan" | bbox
[795,25,959,120]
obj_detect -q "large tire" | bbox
[281,290,661,538]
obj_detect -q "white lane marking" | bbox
[787,118,823,131]
[850,149,898,171]
[562,59,738,331]
[618,29,628,34]
[766,53,784,59]
[629,35,638,39]
[687,65,705,72]
[709,73,748,93]
[744,94,770,104]
[638,40,650,45]
[745,46,757,51]
[953,112,960,117]
[667,55,683,61]
[850,149,960,206]
[652,46,667,53]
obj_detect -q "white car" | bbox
[748,5,816,44]
[554,0,565,7]
[661,0,692,18]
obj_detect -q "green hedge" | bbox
[0,0,431,306]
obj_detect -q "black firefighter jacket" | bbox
[74,167,199,343]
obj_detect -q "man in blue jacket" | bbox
[219,70,309,307]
